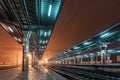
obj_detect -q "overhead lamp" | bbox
[100,33,109,38]
[83,42,92,45]
[100,32,114,38]
[84,54,88,57]
[8,27,13,32]
[107,50,114,53]
[74,46,80,50]
[90,53,93,56]
[96,52,100,55]
[18,38,21,42]
[48,4,52,16]
[46,40,48,43]
[116,50,120,53]
[43,41,45,44]
[0,22,7,30]
[44,32,47,36]
[40,40,42,44]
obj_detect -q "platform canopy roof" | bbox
[0,0,120,59]
[0,0,63,58]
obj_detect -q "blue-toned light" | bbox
[100,32,114,38]
[53,0,61,19]
[107,50,114,53]
[84,54,88,57]
[90,53,93,56]
[44,32,47,36]
[96,52,100,55]
[48,29,52,36]
[40,29,44,36]
[48,4,52,16]
[100,33,109,38]
[43,41,45,44]
[40,40,43,44]
[116,50,120,53]
[83,42,92,45]
[45,40,48,43]
[74,46,80,50]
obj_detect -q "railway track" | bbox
[48,66,120,80]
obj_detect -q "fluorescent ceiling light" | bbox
[0,22,7,30]
[43,41,45,44]
[83,42,92,45]
[116,50,120,53]
[48,4,52,16]
[18,38,21,42]
[44,32,47,36]
[100,32,114,38]
[8,27,13,32]
[90,53,93,56]
[84,54,88,57]
[100,33,109,38]
[74,46,80,50]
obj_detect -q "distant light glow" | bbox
[48,4,52,16]
[44,58,48,63]
[8,27,13,32]
[27,53,31,57]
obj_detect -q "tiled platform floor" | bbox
[0,66,67,80]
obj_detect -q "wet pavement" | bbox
[0,66,67,80]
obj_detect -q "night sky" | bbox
[42,0,120,59]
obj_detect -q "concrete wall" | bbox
[0,26,22,66]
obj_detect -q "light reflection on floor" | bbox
[0,67,52,80]
[0,65,67,80]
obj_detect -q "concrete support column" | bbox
[68,60,70,64]
[22,31,32,71]
[107,54,111,64]
[76,57,79,64]
[22,46,29,71]
[74,57,76,64]
[100,45,107,64]
[80,57,83,64]
[34,54,38,68]
[95,54,98,64]
[25,52,29,71]
[32,51,35,67]
[66,59,68,64]
[91,56,93,64]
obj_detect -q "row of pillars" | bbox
[58,45,111,64]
